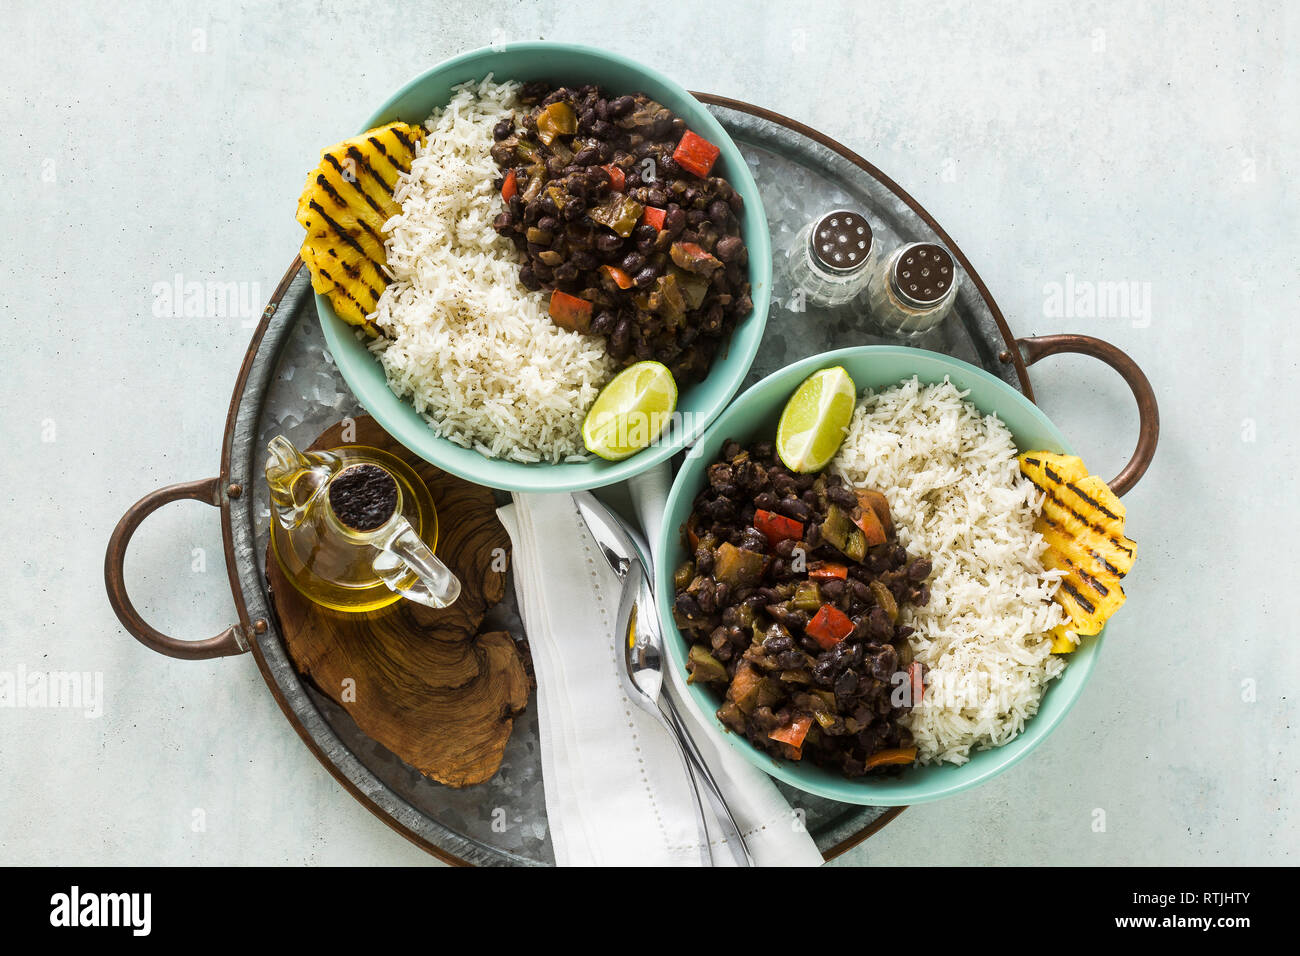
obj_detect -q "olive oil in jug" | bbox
[265,436,460,613]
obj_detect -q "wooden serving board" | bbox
[265,416,530,788]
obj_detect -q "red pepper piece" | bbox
[753,509,803,547]
[806,603,854,650]
[672,130,721,178]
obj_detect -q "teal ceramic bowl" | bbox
[316,43,771,492]
[655,346,1099,805]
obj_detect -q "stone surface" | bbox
[1,0,1295,865]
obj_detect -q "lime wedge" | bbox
[776,366,857,473]
[583,361,678,461]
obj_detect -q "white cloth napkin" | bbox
[497,464,823,867]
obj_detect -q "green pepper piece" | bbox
[535,101,577,145]
[687,645,729,685]
[792,581,822,612]
[714,542,765,590]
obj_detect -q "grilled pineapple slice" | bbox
[1019,451,1137,650]
[296,121,426,332]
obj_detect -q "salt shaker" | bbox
[866,242,959,336]
[784,209,877,308]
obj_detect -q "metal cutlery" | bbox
[573,491,754,867]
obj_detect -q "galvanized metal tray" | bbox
[104,96,1078,865]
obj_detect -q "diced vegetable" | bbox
[768,714,813,749]
[756,678,783,710]
[907,661,924,705]
[821,505,867,562]
[648,272,686,323]
[869,579,899,623]
[687,645,729,685]
[673,561,695,591]
[500,169,517,202]
[601,264,635,290]
[808,561,848,580]
[641,206,667,231]
[602,164,625,191]
[671,267,710,309]
[728,662,764,714]
[535,101,577,145]
[754,509,804,547]
[852,501,888,546]
[806,603,854,649]
[864,747,917,769]
[672,129,721,178]
[792,581,822,612]
[685,514,700,551]
[669,241,722,275]
[589,194,645,238]
[717,701,746,733]
[548,289,593,333]
[855,488,894,538]
[731,602,756,630]
[713,542,766,590]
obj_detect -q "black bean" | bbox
[591,311,615,336]
[621,251,646,274]
[609,95,634,117]
[492,119,513,141]
[609,318,632,358]
[574,145,601,166]
[715,235,745,262]
[674,593,700,620]
[776,497,811,521]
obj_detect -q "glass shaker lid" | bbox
[891,243,955,307]
[809,210,873,274]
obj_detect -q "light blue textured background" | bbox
[1,0,1294,864]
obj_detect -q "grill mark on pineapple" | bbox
[307,200,371,260]
[367,133,409,179]
[1059,579,1097,616]
[312,173,388,251]
[318,255,381,307]
[1032,483,1135,556]
[345,145,397,193]
[322,155,388,219]
[1064,481,1121,522]
[1040,515,1126,577]
[390,125,416,154]
[303,212,384,307]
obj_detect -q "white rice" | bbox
[369,77,615,463]
[831,377,1068,765]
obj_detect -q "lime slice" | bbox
[583,361,678,461]
[776,366,857,472]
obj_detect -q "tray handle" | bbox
[105,477,249,660]
[1004,334,1159,496]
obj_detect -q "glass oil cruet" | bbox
[265,436,461,613]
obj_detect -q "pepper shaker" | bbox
[866,242,959,336]
[784,209,877,308]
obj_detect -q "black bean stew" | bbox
[672,439,933,777]
[490,82,752,384]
